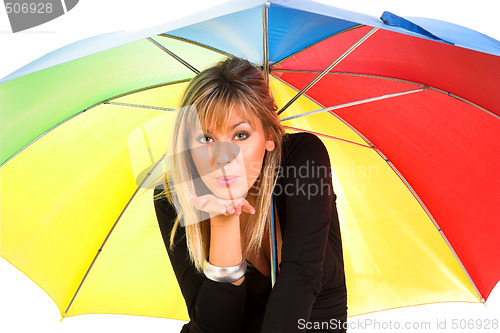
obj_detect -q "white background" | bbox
[1,1,499,332]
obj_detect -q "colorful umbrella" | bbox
[1,0,499,323]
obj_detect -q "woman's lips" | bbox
[216,175,239,186]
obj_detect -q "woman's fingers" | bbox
[188,193,255,216]
[223,204,235,215]
[241,203,256,215]
[232,199,255,216]
[189,193,229,215]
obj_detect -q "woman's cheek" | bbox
[247,160,264,183]
[249,160,263,175]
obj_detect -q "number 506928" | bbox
[5,2,53,14]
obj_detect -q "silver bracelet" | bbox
[203,258,247,283]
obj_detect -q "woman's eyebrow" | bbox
[231,121,247,129]
[204,121,248,134]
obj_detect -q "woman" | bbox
[154,57,347,332]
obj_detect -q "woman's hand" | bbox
[188,193,255,217]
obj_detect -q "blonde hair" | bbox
[156,57,285,272]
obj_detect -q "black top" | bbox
[154,132,347,333]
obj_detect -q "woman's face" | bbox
[189,104,275,200]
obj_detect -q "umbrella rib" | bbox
[271,72,328,108]
[262,2,270,83]
[147,37,200,74]
[271,73,374,149]
[272,72,389,148]
[280,88,425,121]
[159,34,234,58]
[282,125,372,149]
[104,101,175,112]
[105,79,192,102]
[277,27,378,116]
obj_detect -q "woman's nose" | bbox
[211,142,239,167]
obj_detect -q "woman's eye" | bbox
[197,135,214,144]
[234,131,249,140]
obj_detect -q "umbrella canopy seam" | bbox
[274,70,427,87]
[270,25,365,68]
[428,87,500,121]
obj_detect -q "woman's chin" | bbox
[210,185,249,200]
